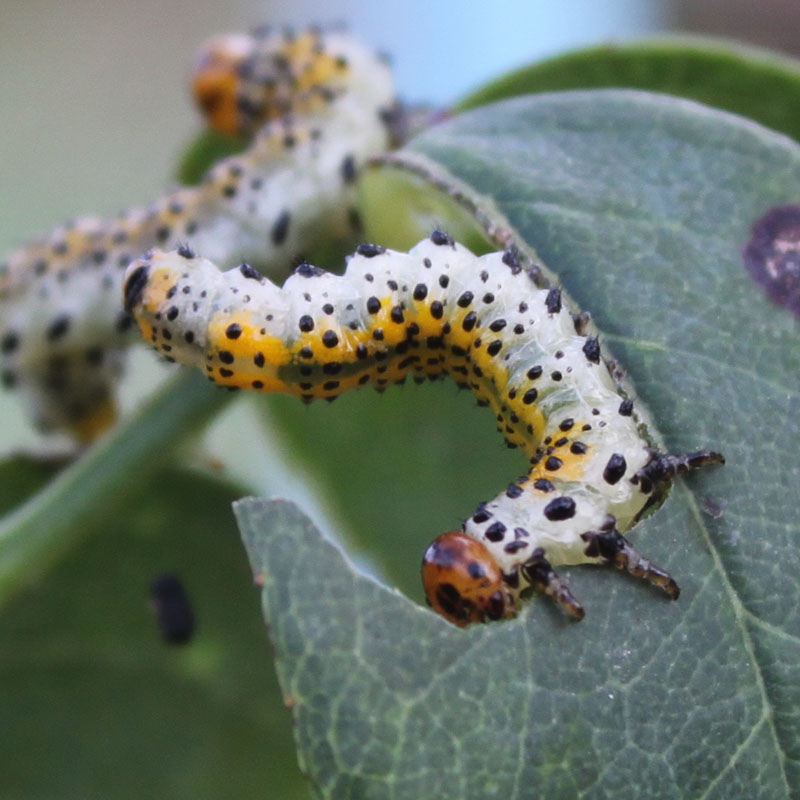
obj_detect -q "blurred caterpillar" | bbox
[0,27,395,441]
[123,233,724,625]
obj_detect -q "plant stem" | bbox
[0,369,233,607]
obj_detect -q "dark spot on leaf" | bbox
[743,204,800,316]
[149,573,195,645]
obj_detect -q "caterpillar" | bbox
[123,233,724,625]
[0,27,395,441]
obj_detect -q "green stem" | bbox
[0,369,233,606]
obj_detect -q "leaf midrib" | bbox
[680,480,791,795]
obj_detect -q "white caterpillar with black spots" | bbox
[123,232,724,625]
[0,27,394,440]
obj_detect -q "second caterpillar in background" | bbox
[0,27,395,441]
[123,233,724,626]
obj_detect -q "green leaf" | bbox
[238,91,800,797]
[258,385,521,598]
[458,37,800,142]
[0,464,312,799]
[176,128,249,185]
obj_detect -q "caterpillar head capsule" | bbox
[422,531,513,627]
[192,33,252,135]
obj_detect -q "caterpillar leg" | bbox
[16,351,125,444]
[520,548,586,620]
[633,449,725,494]
[581,517,680,600]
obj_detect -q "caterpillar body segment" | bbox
[0,28,394,439]
[124,235,724,624]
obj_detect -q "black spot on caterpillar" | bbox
[743,204,800,317]
[124,233,725,626]
[0,27,395,440]
[149,573,195,645]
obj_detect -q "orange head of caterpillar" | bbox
[192,33,253,136]
[421,531,514,627]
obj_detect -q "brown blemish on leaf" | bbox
[743,204,800,316]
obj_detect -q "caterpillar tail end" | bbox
[122,248,216,368]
